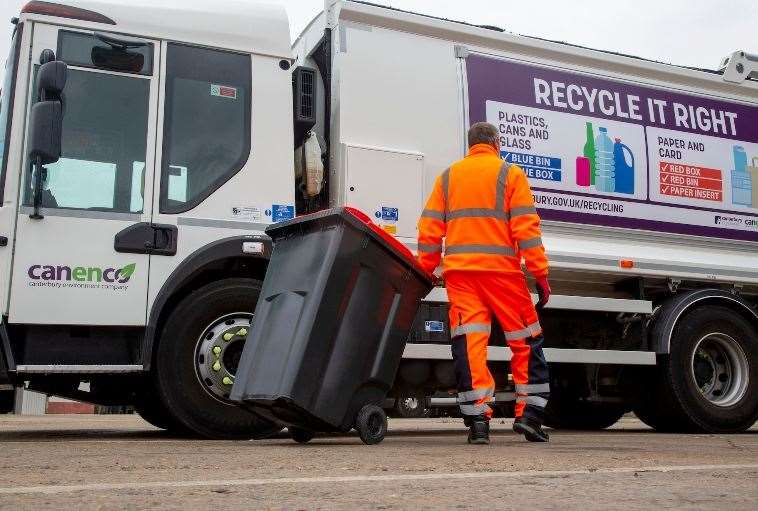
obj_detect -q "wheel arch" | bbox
[142,235,271,370]
[652,289,758,354]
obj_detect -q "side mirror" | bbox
[27,99,63,220]
[37,60,67,99]
[28,101,63,165]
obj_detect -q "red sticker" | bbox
[211,84,237,99]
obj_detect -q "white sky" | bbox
[1,0,756,82]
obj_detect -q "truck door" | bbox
[8,24,160,326]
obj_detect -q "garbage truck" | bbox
[0,0,756,437]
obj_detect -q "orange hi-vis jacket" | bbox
[417,144,548,278]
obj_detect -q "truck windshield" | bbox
[0,25,21,199]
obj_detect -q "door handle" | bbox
[0,236,7,247]
[114,223,178,256]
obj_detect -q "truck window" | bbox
[57,30,153,75]
[23,69,150,213]
[160,44,251,214]
[0,24,22,203]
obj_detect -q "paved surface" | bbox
[0,415,756,510]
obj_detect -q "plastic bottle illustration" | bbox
[732,145,752,206]
[613,138,635,195]
[583,122,597,185]
[594,127,615,193]
[733,146,747,172]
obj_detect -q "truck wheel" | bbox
[544,398,626,430]
[642,306,758,433]
[290,427,315,444]
[0,389,14,414]
[394,390,431,418]
[153,278,282,439]
[134,392,184,432]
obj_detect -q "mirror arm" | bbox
[94,32,148,49]
[30,157,45,220]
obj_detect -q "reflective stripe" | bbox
[421,209,445,221]
[509,206,538,219]
[417,243,442,253]
[518,236,543,251]
[495,162,509,212]
[457,388,495,403]
[447,208,509,221]
[504,321,542,341]
[460,402,491,415]
[441,168,450,214]
[516,395,548,408]
[451,322,491,338]
[445,244,517,257]
[515,383,551,394]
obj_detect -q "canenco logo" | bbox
[27,263,136,283]
[714,215,742,227]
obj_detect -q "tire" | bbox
[356,404,388,445]
[393,390,431,418]
[0,390,14,414]
[153,278,282,440]
[290,427,315,444]
[545,398,626,430]
[134,392,184,432]
[638,306,758,433]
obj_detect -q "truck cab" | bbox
[0,0,298,437]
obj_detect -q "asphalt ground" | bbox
[0,415,756,510]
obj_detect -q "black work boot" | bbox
[513,416,549,443]
[465,415,490,445]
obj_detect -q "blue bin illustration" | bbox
[613,138,635,195]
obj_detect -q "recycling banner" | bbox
[466,54,758,241]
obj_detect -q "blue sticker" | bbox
[271,204,295,222]
[381,207,399,222]
[424,321,445,333]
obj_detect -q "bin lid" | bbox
[266,207,434,285]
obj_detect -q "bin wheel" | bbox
[356,405,388,445]
[290,427,315,444]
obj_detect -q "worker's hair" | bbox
[467,122,500,148]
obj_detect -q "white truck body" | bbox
[0,0,755,434]
[295,1,757,288]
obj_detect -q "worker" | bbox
[417,122,551,444]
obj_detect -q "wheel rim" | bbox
[195,313,252,404]
[690,333,749,407]
[402,397,419,411]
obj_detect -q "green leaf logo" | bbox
[118,263,136,283]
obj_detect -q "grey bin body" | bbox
[230,208,433,434]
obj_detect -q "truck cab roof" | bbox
[20,0,292,58]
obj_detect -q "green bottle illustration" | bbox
[583,122,597,186]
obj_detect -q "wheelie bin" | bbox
[230,207,434,444]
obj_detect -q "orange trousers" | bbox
[446,271,550,422]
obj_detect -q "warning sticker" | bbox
[425,321,445,333]
[381,207,399,222]
[271,204,295,222]
[231,206,262,222]
[211,84,237,99]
